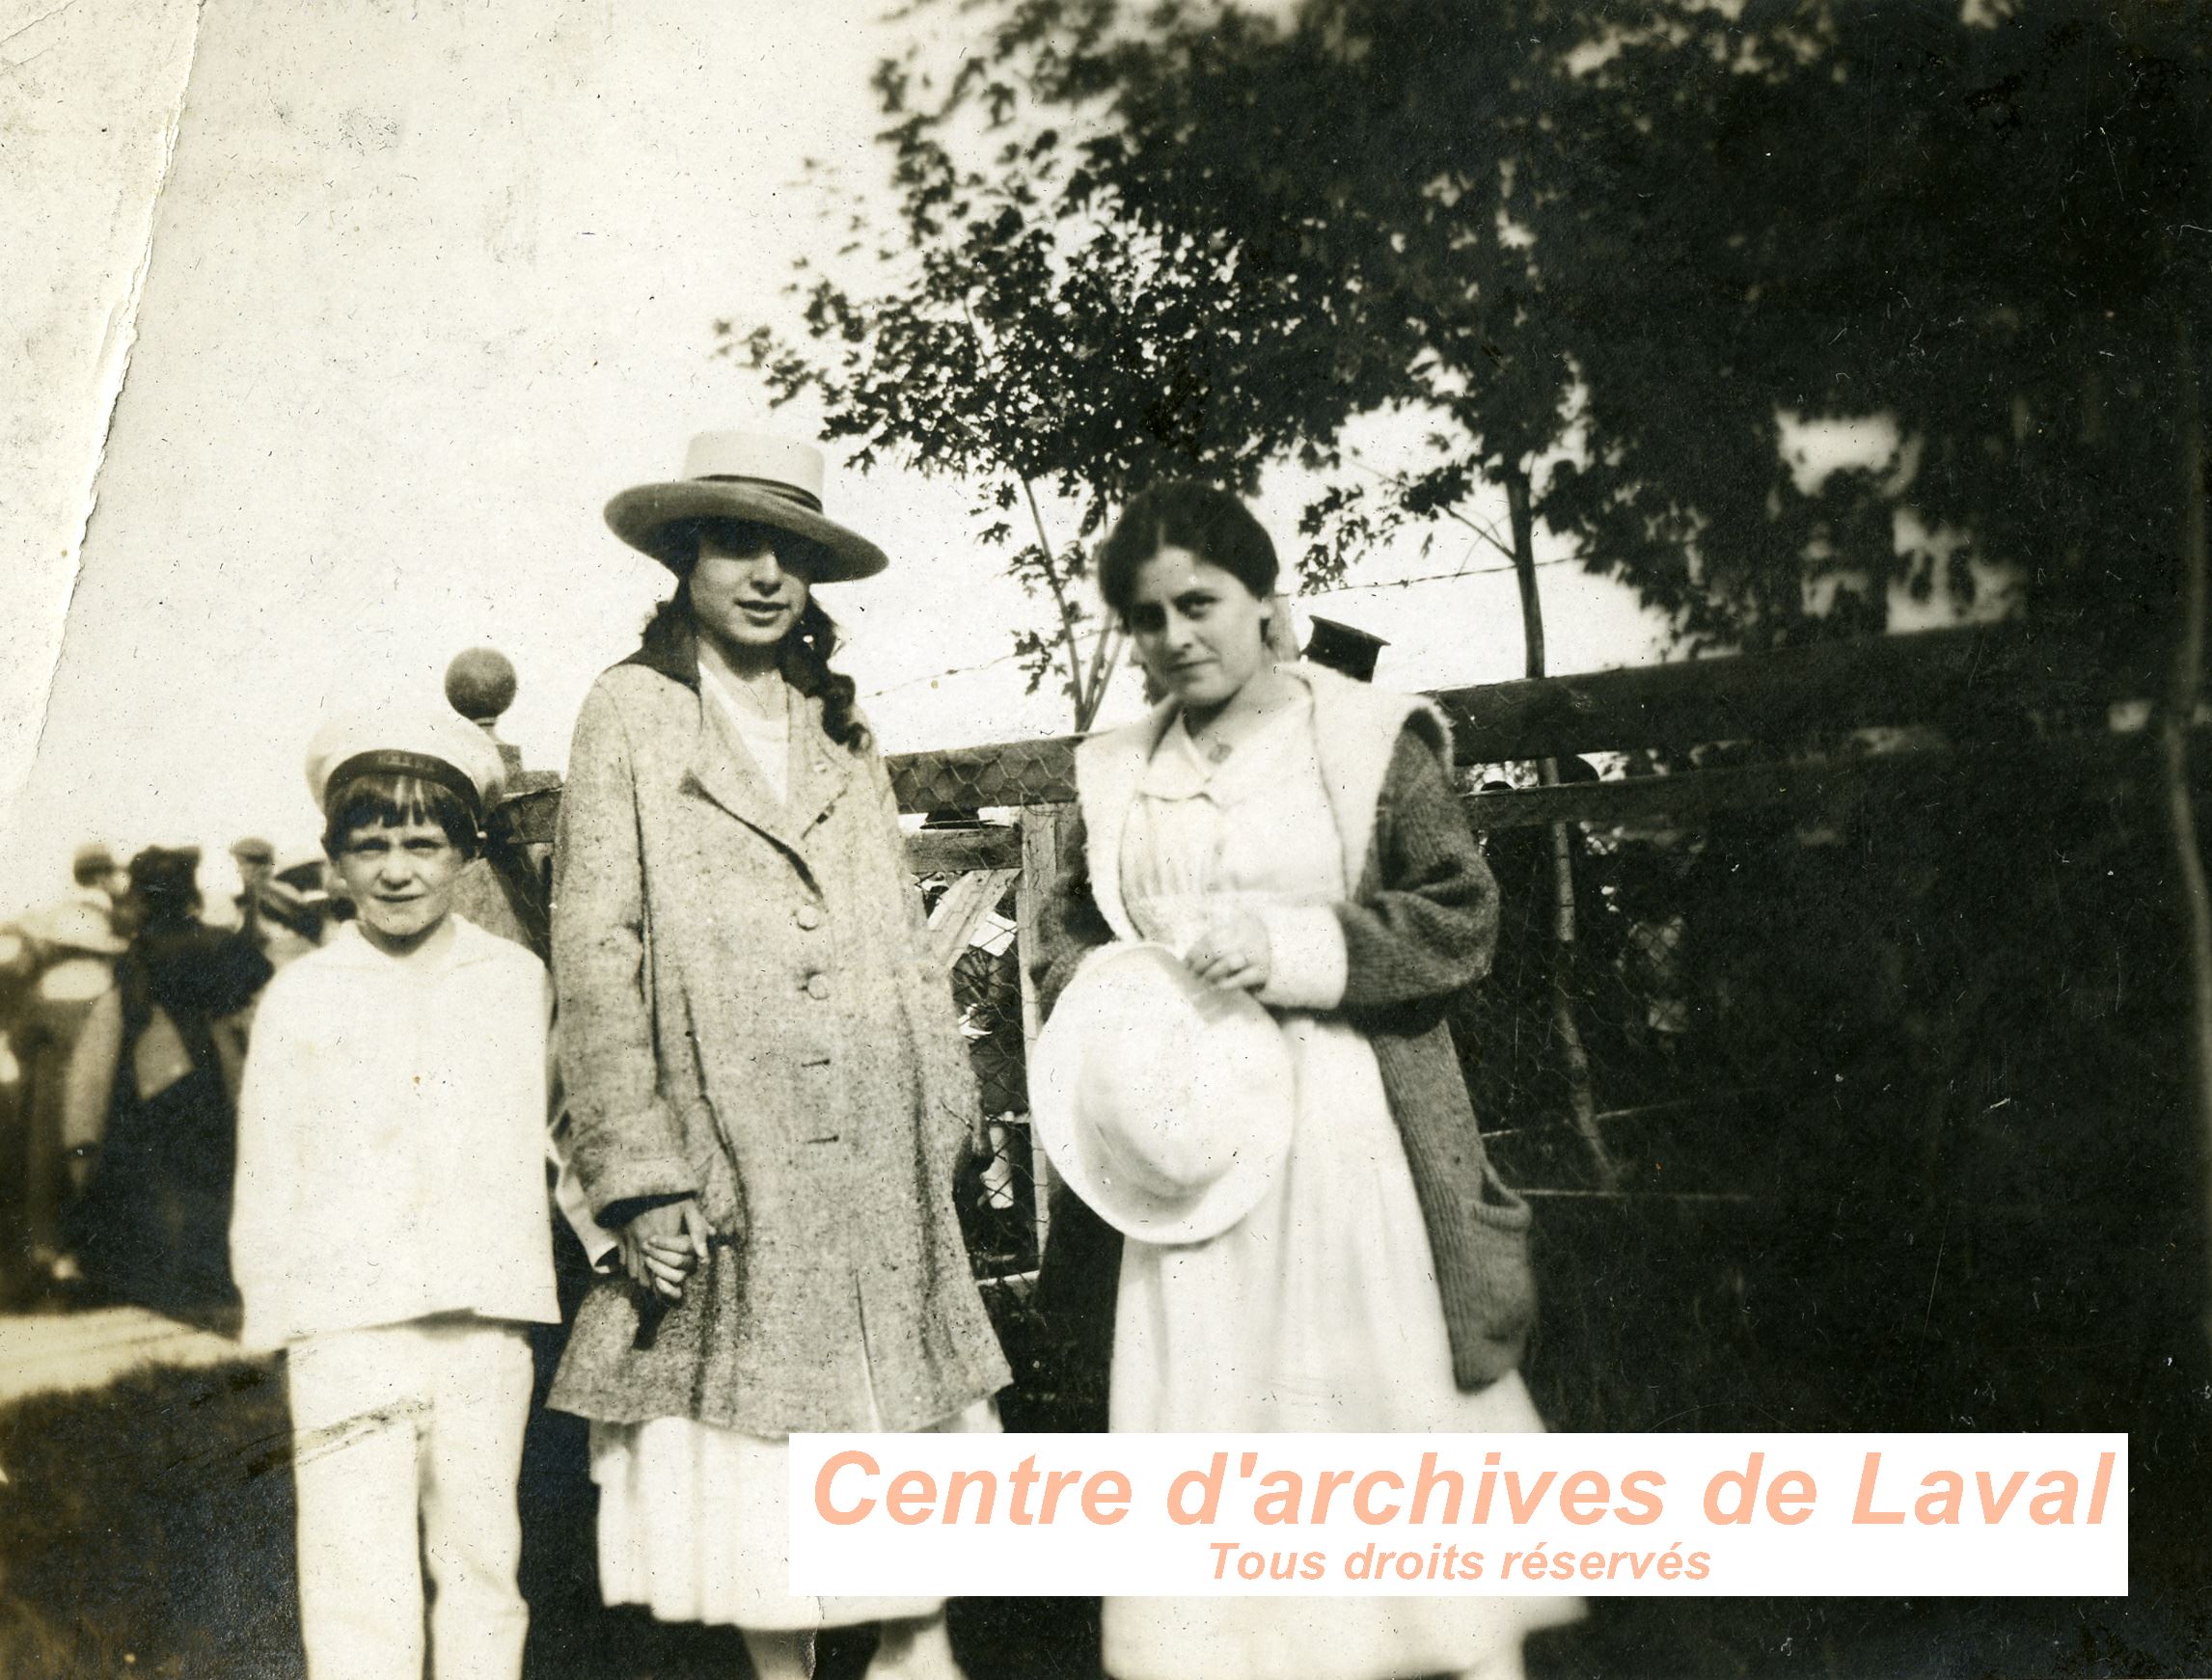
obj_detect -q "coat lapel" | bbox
[681,686,858,867]
[620,600,798,852]
[683,685,806,857]
[632,603,845,861]
[782,695,856,840]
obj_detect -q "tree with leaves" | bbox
[735,41,1369,726]
[959,0,1631,1169]
[1529,1,2206,652]
[899,0,2207,1170]
[750,0,2207,1186]
[941,0,2204,651]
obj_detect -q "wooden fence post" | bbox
[1016,805,1072,1263]
[2162,315,2212,1354]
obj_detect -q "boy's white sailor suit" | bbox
[231,914,558,1680]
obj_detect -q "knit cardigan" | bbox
[1033,664,1537,1391]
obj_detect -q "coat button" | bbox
[805,972,831,1001]
[795,905,823,931]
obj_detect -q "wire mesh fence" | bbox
[911,844,1077,1430]
[1463,760,2189,1443]
[458,623,2212,1673]
[896,625,2206,1464]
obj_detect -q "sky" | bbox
[1,0,1677,919]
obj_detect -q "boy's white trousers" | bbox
[286,1316,535,1680]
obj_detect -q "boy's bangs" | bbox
[324,771,478,854]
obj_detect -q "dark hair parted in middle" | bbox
[322,772,482,862]
[1097,481,1278,619]
[652,516,869,753]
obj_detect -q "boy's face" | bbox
[330,817,466,954]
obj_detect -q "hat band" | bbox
[325,750,485,827]
[693,474,824,514]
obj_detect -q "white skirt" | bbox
[1105,1012,1580,1680]
[590,1399,998,1632]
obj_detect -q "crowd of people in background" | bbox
[0,838,347,1318]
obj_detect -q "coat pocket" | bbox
[683,1101,748,1243]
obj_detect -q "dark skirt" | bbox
[67,1064,239,1326]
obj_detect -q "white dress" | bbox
[588,1359,996,1632]
[1104,697,1576,1680]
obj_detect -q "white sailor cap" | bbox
[305,706,506,827]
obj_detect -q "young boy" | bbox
[231,708,558,1680]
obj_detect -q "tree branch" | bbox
[1020,472,1091,712]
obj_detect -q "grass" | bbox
[0,1343,1078,1680]
[6,1339,2212,1679]
[0,1359,299,1678]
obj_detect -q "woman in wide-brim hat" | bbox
[547,432,1008,1680]
[1032,480,1576,1680]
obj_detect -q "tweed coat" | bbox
[1034,663,1537,1392]
[546,610,1009,1437]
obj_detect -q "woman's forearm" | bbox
[552,687,698,1212]
[1335,731,1502,1013]
[1031,810,1115,1020]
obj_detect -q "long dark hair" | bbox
[772,595,867,752]
[643,517,869,751]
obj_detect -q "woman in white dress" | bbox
[1035,481,1577,1680]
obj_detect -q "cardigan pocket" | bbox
[1465,1156,1533,1231]
[1451,1159,1538,1385]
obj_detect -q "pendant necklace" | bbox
[1189,716,1239,766]
[1188,669,1288,767]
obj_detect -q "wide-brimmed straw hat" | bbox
[1029,942,1296,1246]
[604,431,888,582]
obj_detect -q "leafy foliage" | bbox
[860,0,2209,657]
[1543,0,2211,650]
[734,14,1378,718]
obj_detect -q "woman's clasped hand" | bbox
[1180,909,1273,991]
[616,1197,710,1302]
